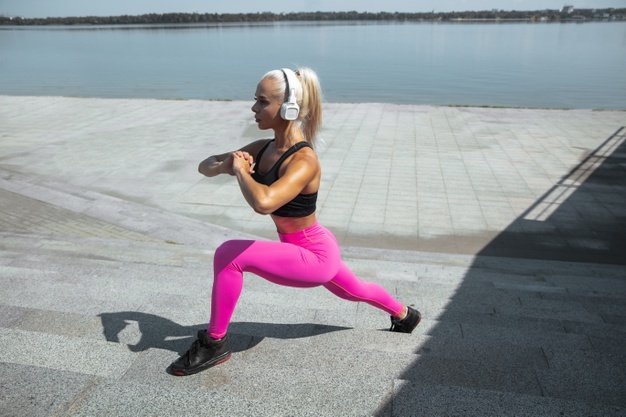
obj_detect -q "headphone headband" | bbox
[280,68,301,121]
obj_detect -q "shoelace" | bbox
[184,339,202,365]
[389,316,405,332]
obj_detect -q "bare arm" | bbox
[198,152,234,177]
[198,140,268,177]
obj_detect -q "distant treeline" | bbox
[1,9,625,26]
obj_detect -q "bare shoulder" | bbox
[293,145,319,164]
[284,145,320,176]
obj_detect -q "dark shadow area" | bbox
[98,311,350,355]
[376,127,626,415]
[481,126,626,265]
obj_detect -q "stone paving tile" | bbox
[0,189,160,242]
[0,328,136,378]
[460,322,594,351]
[0,363,98,417]
[539,347,626,407]
[402,354,544,397]
[389,380,626,417]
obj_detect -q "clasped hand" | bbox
[231,151,255,175]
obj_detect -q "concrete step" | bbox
[3,244,621,360]
[3,232,624,332]
[2,228,625,414]
[3,316,624,416]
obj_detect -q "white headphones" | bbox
[280,68,300,121]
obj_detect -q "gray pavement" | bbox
[0,95,625,416]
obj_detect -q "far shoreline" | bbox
[2,8,625,26]
[1,94,624,112]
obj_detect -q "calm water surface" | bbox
[1,21,625,109]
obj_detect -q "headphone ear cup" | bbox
[281,102,300,121]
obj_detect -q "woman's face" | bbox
[251,77,285,131]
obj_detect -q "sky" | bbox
[2,0,626,18]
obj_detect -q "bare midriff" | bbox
[272,212,317,234]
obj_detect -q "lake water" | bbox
[1,21,625,109]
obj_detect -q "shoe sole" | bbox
[170,351,232,376]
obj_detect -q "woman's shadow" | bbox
[98,311,349,354]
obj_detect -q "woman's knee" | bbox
[214,240,255,272]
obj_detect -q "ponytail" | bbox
[294,67,323,148]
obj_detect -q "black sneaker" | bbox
[389,307,422,333]
[169,330,232,376]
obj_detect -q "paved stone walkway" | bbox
[2,96,625,257]
[0,96,625,416]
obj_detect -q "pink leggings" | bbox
[207,222,404,338]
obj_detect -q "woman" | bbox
[169,67,421,376]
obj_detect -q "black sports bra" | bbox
[251,140,318,217]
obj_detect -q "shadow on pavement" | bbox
[480,126,626,265]
[376,127,626,415]
[98,311,350,355]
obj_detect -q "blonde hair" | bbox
[262,67,323,148]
